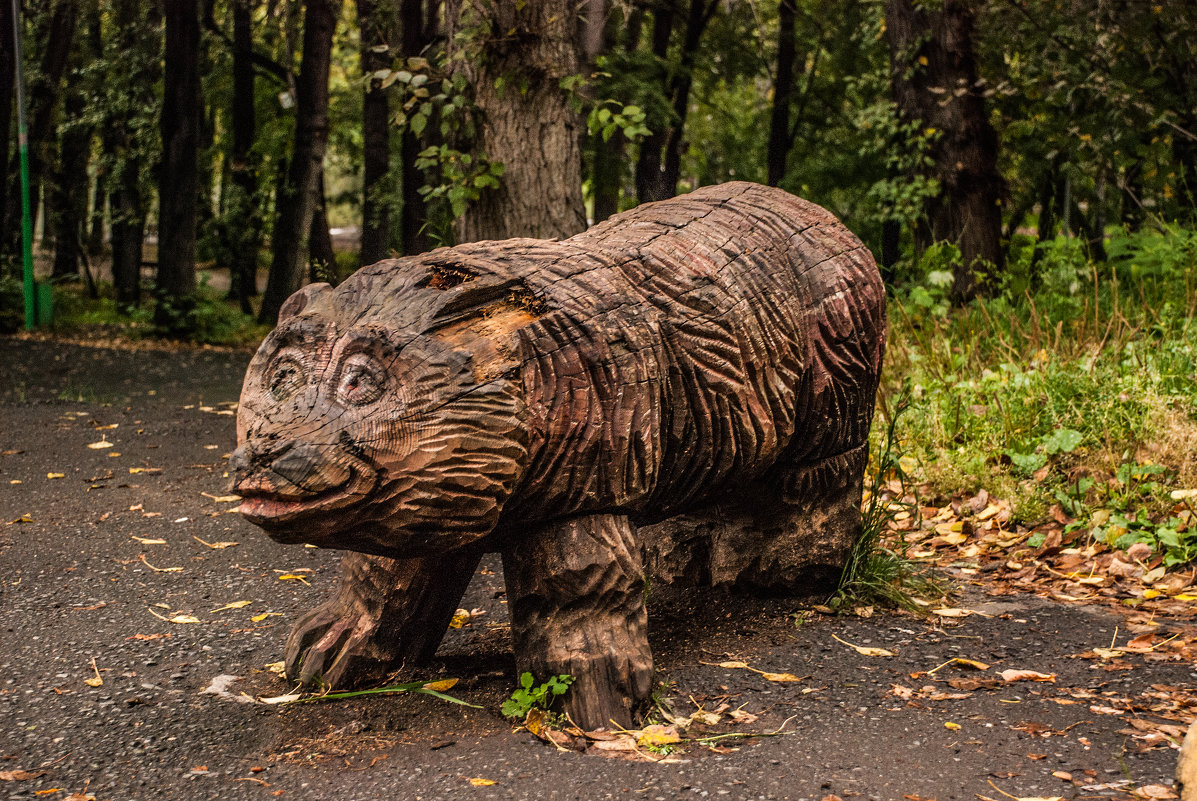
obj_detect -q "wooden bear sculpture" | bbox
[231,182,887,730]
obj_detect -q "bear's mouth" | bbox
[236,471,375,532]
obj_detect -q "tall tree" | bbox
[634,0,717,204]
[766,0,796,187]
[0,0,14,273]
[3,0,76,255]
[358,0,392,265]
[227,0,263,313]
[260,0,342,324]
[398,0,431,254]
[447,0,585,241]
[885,0,1004,302]
[156,0,202,326]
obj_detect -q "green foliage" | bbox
[833,384,948,611]
[499,672,574,720]
[886,226,1197,566]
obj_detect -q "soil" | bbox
[0,335,1192,801]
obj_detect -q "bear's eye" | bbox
[337,357,384,406]
[267,357,304,401]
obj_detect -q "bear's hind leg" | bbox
[286,548,482,689]
[502,513,653,731]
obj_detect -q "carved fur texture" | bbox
[231,181,887,728]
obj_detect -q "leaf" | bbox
[84,657,103,687]
[87,439,114,449]
[201,493,241,503]
[449,608,471,628]
[130,536,167,545]
[148,608,202,624]
[758,671,803,682]
[210,600,252,613]
[944,721,961,730]
[832,634,894,657]
[468,778,496,787]
[264,661,285,676]
[932,607,972,617]
[637,724,681,747]
[259,693,303,705]
[422,678,459,692]
[717,661,750,669]
[193,536,239,549]
[251,612,282,623]
[1092,647,1125,659]
[139,555,182,572]
[47,472,65,479]
[0,770,46,781]
[998,669,1056,683]
[278,574,310,585]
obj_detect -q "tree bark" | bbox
[260,0,342,324]
[358,0,392,266]
[308,170,336,281]
[398,0,431,254]
[766,0,796,187]
[633,1,675,204]
[227,0,263,313]
[4,0,76,255]
[156,0,202,325]
[447,0,585,242]
[885,0,1004,303]
[0,0,14,271]
[51,60,90,279]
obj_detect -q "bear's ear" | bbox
[278,282,332,321]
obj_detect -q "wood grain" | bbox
[232,181,887,729]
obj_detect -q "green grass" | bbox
[881,225,1197,564]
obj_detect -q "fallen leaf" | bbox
[998,670,1056,683]
[210,600,252,613]
[148,608,202,624]
[201,492,242,503]
[931,607,973,617]
[727,708,758,725]
[1051,771,1072,781]
[250,612,282,623]
[637,724,681,747]
[1093,647,1125,659]
[259,693,303,705]
[758,671,803,682]
[0,770,46,781]
[468,778,496,786]
[944,721,961,730]
[130,536,167,545]
[87,439,113,449]
[46,472,65,479]
[193,536,239,549]
[139,555,182,573]
[1133,785,1178,799]
[450,609,472,628]
[832,634,894,657]
[278,574,310,585]
[422,679,459,692]
[84,657,103,687]
[264,662,285,676]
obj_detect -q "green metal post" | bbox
[11,0,34,330]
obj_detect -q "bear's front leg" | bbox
[286,548,482,688]
[501,513,653,731]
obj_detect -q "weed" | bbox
[833,382,948,611]
[500,672,574,720]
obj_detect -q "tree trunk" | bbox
[447,0,585,242]
[398,0,431,255]
[156,0,202,327]
[634,1,675,204]
[51,65,90,279]
[0,0,14,272]
[358,0,392,266]
[87,177,105,256]
[308,171,336,281]
[659,0,715,195]
[885,0,1004,303]
[4,0,76,255]
[260,0,342,324]
[227,0,262,313]
[766,0,796,187]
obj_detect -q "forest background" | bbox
[2,0,1197,579]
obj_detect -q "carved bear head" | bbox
[231,258,537,557]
